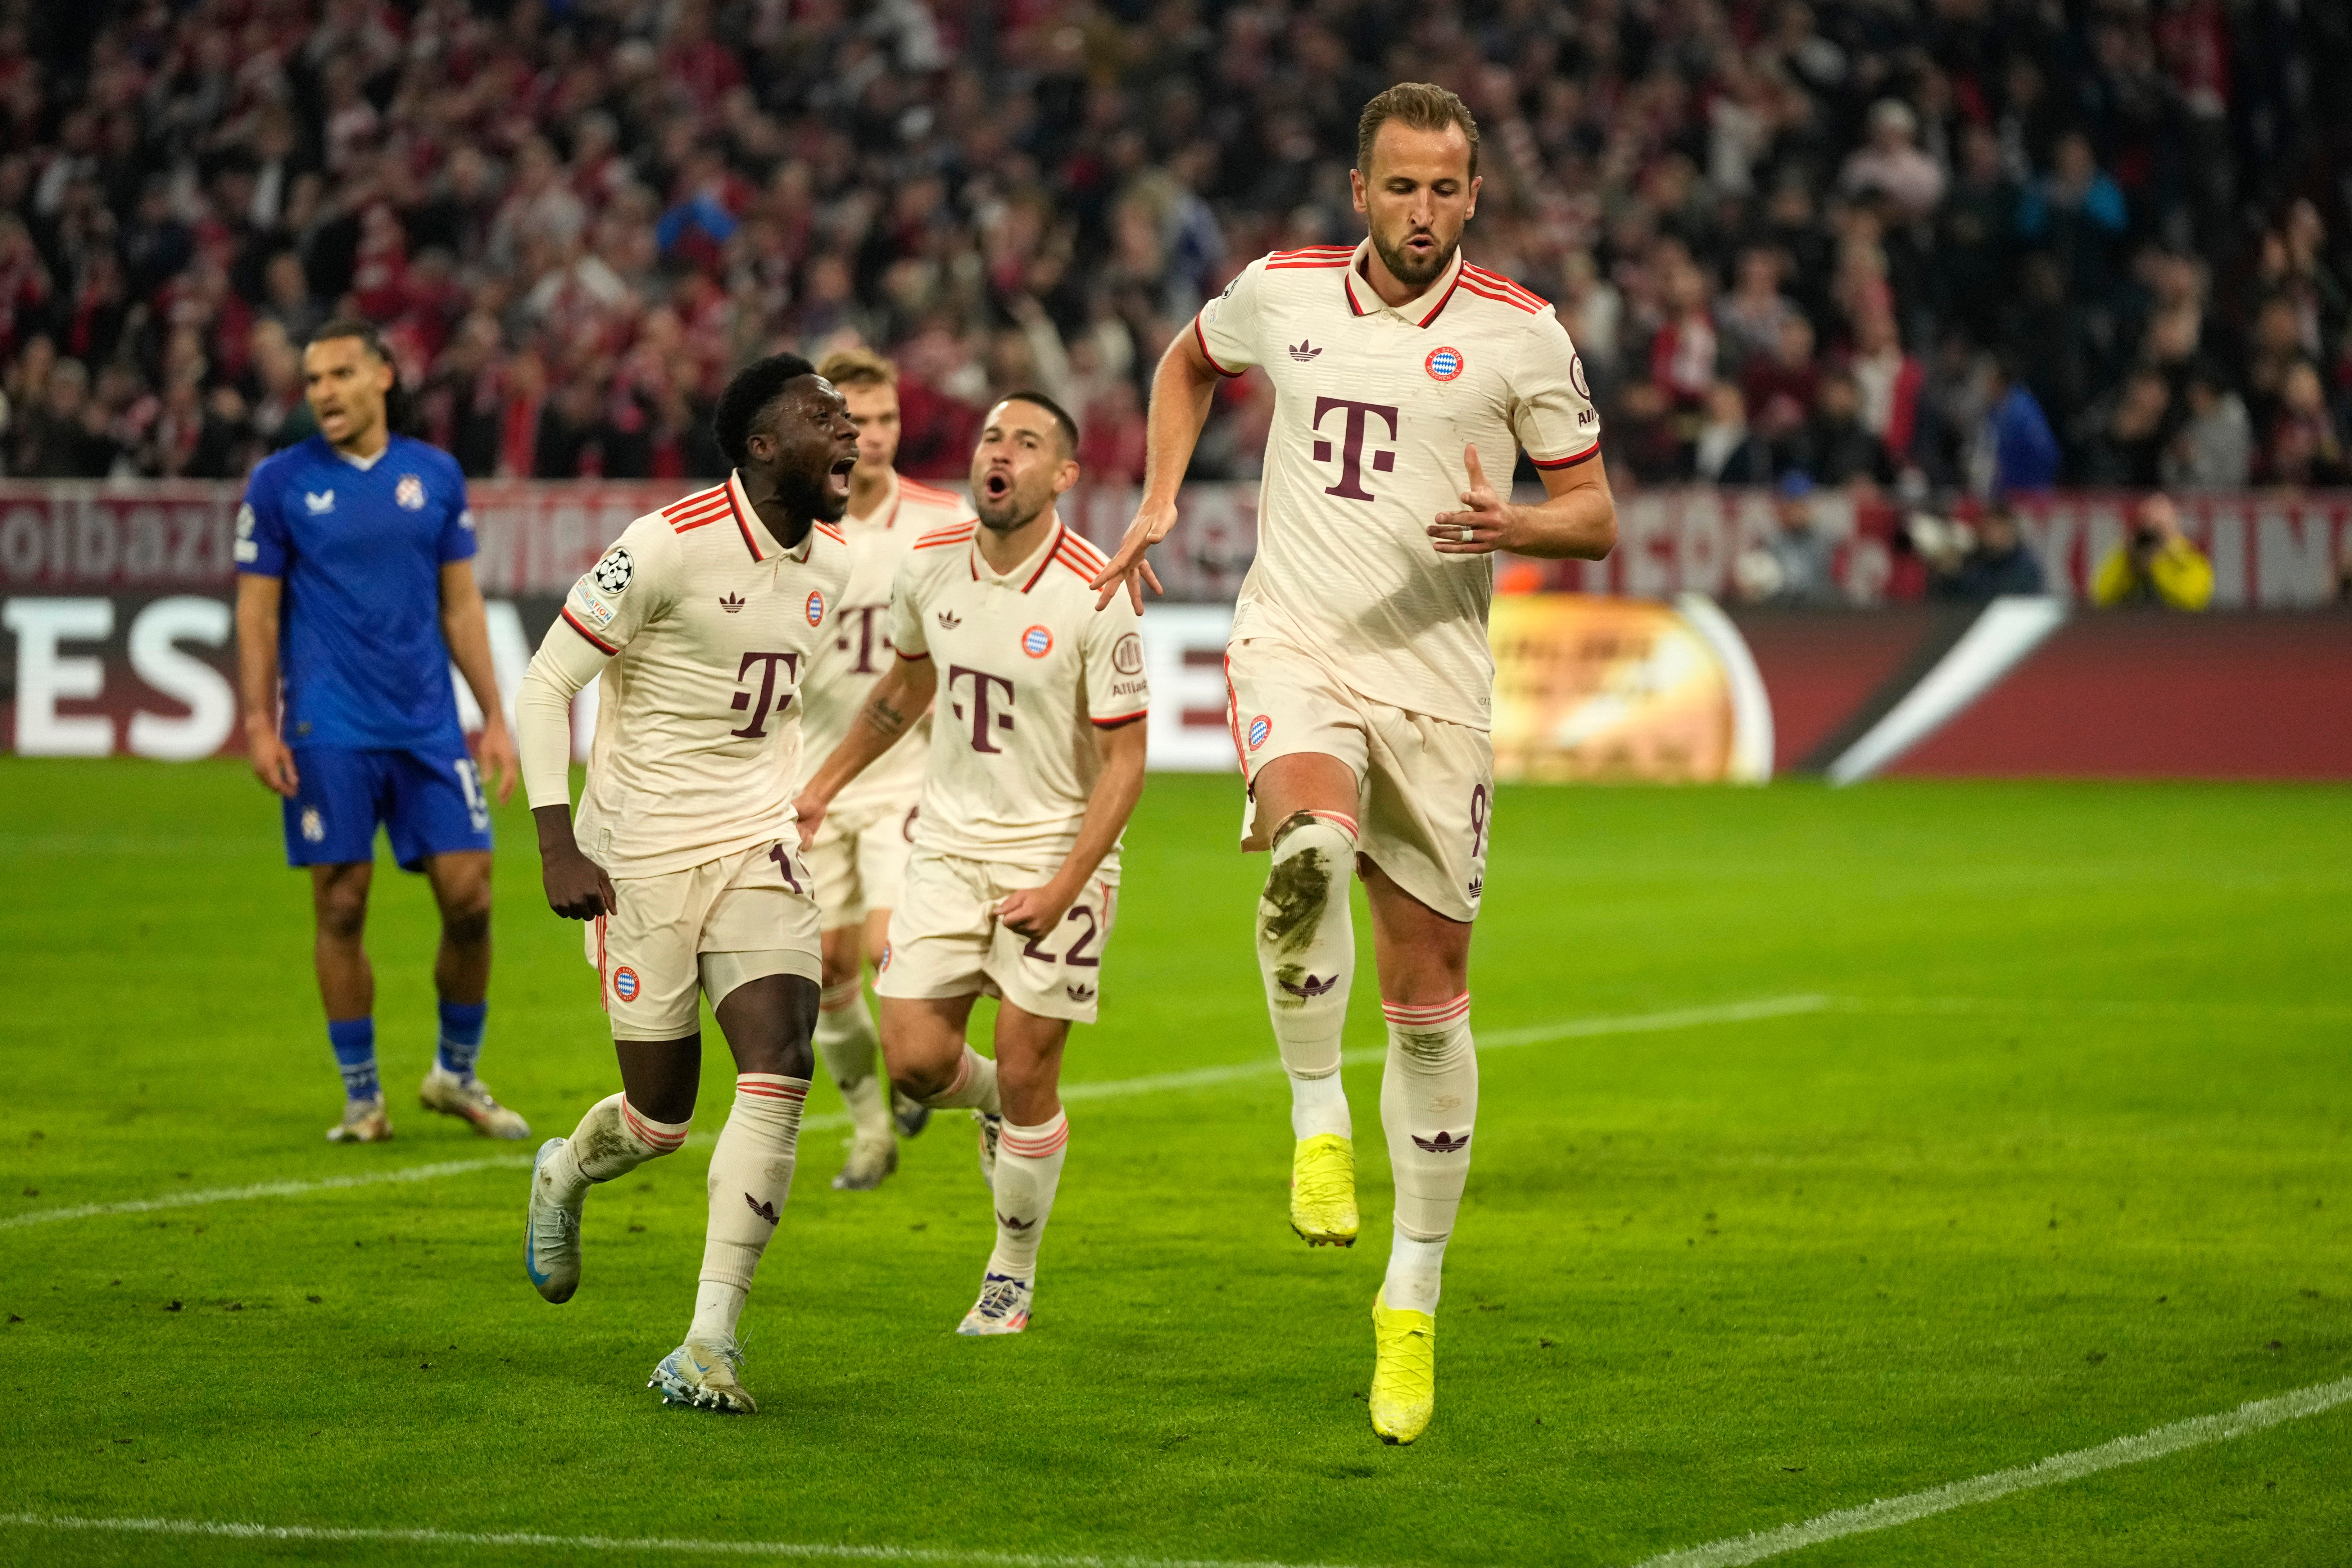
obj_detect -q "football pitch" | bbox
[1,758,2346,1567]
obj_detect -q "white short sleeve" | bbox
[886,548,931,662]
[560,515,678,656]
[1194,256,1270,378]
[1083,597,1150,727]
[1511,313,1604,470]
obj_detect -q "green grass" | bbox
[0,758,2347,1567]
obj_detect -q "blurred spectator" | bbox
[1736,472,1841,606]
[2081,370,2174,488]
[10,357,113,477]
[2161,363,2252,489]
[1976,356,2062,495]
[0,0,2346,495]
[1925,502,2047,601]
[1788,371,1891,489]
[1690,381,1772,486]
[2093,495,2215,610]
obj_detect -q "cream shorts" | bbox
[1225,635,1493,923]
[585,839,824,1040]
[874,850,1118,1024]
[807,795,920,928]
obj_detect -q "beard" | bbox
[1370,222,1458,291]
[774,459,848,525]
[974,480,1048,534]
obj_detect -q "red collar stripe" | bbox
[1416,272,1463,329]
[1019,524,1064,593]
[725,476,765,562]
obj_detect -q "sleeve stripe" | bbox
[1530,442,1602,470]
[1192,315,1244,378]
[1090,709,1149,729]
[560,606,620,655]
[895,648,931,661]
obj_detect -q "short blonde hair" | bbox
[1357,82,1480,180]
[817,346,897,389]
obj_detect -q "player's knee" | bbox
[439,897,491,949]
[1260,813,1354,952]
[314,876,369,941]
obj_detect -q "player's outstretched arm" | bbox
[1091,328,1223,612]
[439,558,518,803]
[794,654,939,848]
[1429,444,1618,561]
[999,717,1149,939]
[516,622,617,918]
[234,572,299,797]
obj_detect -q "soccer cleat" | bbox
[420,1065,531,1139]
[326,1098,392,1143]
[1369,1290,1436,1445]
[893,1089,931,1139]
[648,1337,756,1413]
[956,1272,1033,1336]
[975,1111,1003,1185]
[523,1138,583,1304]
[1289,1132,1359,1246]
[830,1136,899,1191]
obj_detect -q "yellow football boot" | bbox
[1289,1133,1359,1246]
[1369,1290,1436,1444]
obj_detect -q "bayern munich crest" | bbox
[805,590,826,626]
[612,967,641,1002]
[1021,624,1053,657]
[1248,714,1272,750]
[1425,346,1465,382]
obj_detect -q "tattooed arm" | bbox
[793,653,939,849]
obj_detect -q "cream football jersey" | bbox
[797,472,972,811]
[554,473,851,878]
[1195,238,1602,728]
[886,517,1149,870]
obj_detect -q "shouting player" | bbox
[796,392,1149,1337]
[233,317,527,1145]
[800,347,975,1190]
[1092,84,1617,1443]
[513,354,855,1415]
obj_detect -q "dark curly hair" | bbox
[714,352,818,468]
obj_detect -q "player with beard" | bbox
[1090,83,1618,1443]
[513,355,856,1414]
[795,393,1149,1338]
[799,347,975,1190]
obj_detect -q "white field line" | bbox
[0,1514,1361,1568]
[1632,1374,2352,1568]
[1828,995,2352,1023]
[0,998,1824,1230]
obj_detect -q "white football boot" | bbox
[523,1138,583,1304]
[649,1337,756,1413]
[956,1272,1033,1336]
[420,1065,531,1139]
[831,1137,899,1191]
[326,1098,392,1143]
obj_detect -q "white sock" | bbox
[815,981,891,1144]
[986,1109,1069,1282]
[915,1044,1000,1114]
[1257,809,1358,1141]
[541,1092,689,1208]
[1379,993,1476,1308]
[1383,1226,1451,1314]
[689,1074,807,1344]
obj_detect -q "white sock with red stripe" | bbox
[542,1093,689,1207]
[1380,994,1477,1314]
[985,1109,1069,1283]
[1257,809,1359,1140]
[914,1043,1001,1114]
[815,981,891,1145]
[689,1073,809,1344]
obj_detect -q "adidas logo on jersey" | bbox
[719,593,745,613]
[1289,340,1322,361]
[1411,1131,1471,1155]
[937,610,963,630]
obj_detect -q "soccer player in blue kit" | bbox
[234,318,529,1144]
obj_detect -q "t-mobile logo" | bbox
[835,604,888,674]
[947,664,1015,753]
[728,651,802,738]
[1310,396,1400,501]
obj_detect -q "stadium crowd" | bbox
[2,0,2350,497]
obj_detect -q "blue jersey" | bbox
[235,434,476,750]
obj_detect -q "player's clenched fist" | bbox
[539,841,619,920]
[1429,444,1511,555]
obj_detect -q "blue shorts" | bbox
[283,745,495,871]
